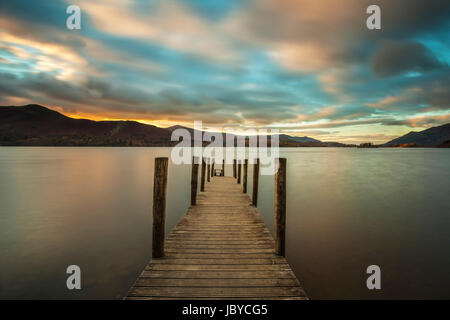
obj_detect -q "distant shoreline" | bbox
[1,105,449,148]
[0,144,447,148]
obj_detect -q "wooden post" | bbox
[222,159,225,176]
[237,161,241,184]
[211,160,215,177]
[152,157,168,258]
[191,157,199,205]
[243,159,248,193]
[233,159,237,178]
[252,159,260,207]
[207,158,211,182]
[201,157,206,192]
[274,158,287,256]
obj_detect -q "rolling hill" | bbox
[0,104,171,146]
[0,104,350,147]
[382,123,450,147]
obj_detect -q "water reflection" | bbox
[1,147,449,299]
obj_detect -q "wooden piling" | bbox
[252,159,260,207]
[152,157,168,258]
[201,158,206,192]
[237,161,241,184]
[274,158,287,256]
[233,159,237,178]
[207,158,211,182]
[191,157,199,205]
[243,159,248,193]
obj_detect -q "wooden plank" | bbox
[166,243,274,247]
[169,232,271,238]
[167,239,273,243]
[125,176,307,300]
[150,258,286,264]
[127,286,306,298]
[164,249,276,254]
[170,229,267,234]
[139,270,296,279]
[166,239,273,244]
[163,253,277,259]
[165,244,275,250]
[170,233,271,237]
[164,249,275,253]
[126,296,307,300]
[168,237,271,240]
[169,232,271,236]
[146,264,291,271]
[134,278,299,287]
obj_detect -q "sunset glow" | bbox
[1,0,449,144]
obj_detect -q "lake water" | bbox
[0,147,449,299]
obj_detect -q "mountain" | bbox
[278,134,321,143]
[0,104,351,147]
[166,125,338,147]
[0,104,171,146]
[437,141,450,148]
[382,123,450,147]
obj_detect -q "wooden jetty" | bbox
[125,158,307,300]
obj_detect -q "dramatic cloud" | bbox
[384,114,450,128]
[371,41,444,77]
[0,0,449,143]
[77,0,243,64]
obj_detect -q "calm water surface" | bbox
[0,147,449,299]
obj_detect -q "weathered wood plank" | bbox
[162,253,277,259]
[128,286,306,298]
[165,246,276,251]
[126,296,307,300]
[169,232,271,236]
[166,239,273,244]
[164,248,275,253]
[134,278,299,287]
[150,258,286,264]
[138,269,297,279]
[170,232,271,237]
[125,176,307,300]
[146,264,291,271]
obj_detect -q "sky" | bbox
[0,0,449,144]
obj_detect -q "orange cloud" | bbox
[403,114,450,128]
[367,96,404,108]
[0,18,88,81]
[269,43,334,73]
[366,87,424,108]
